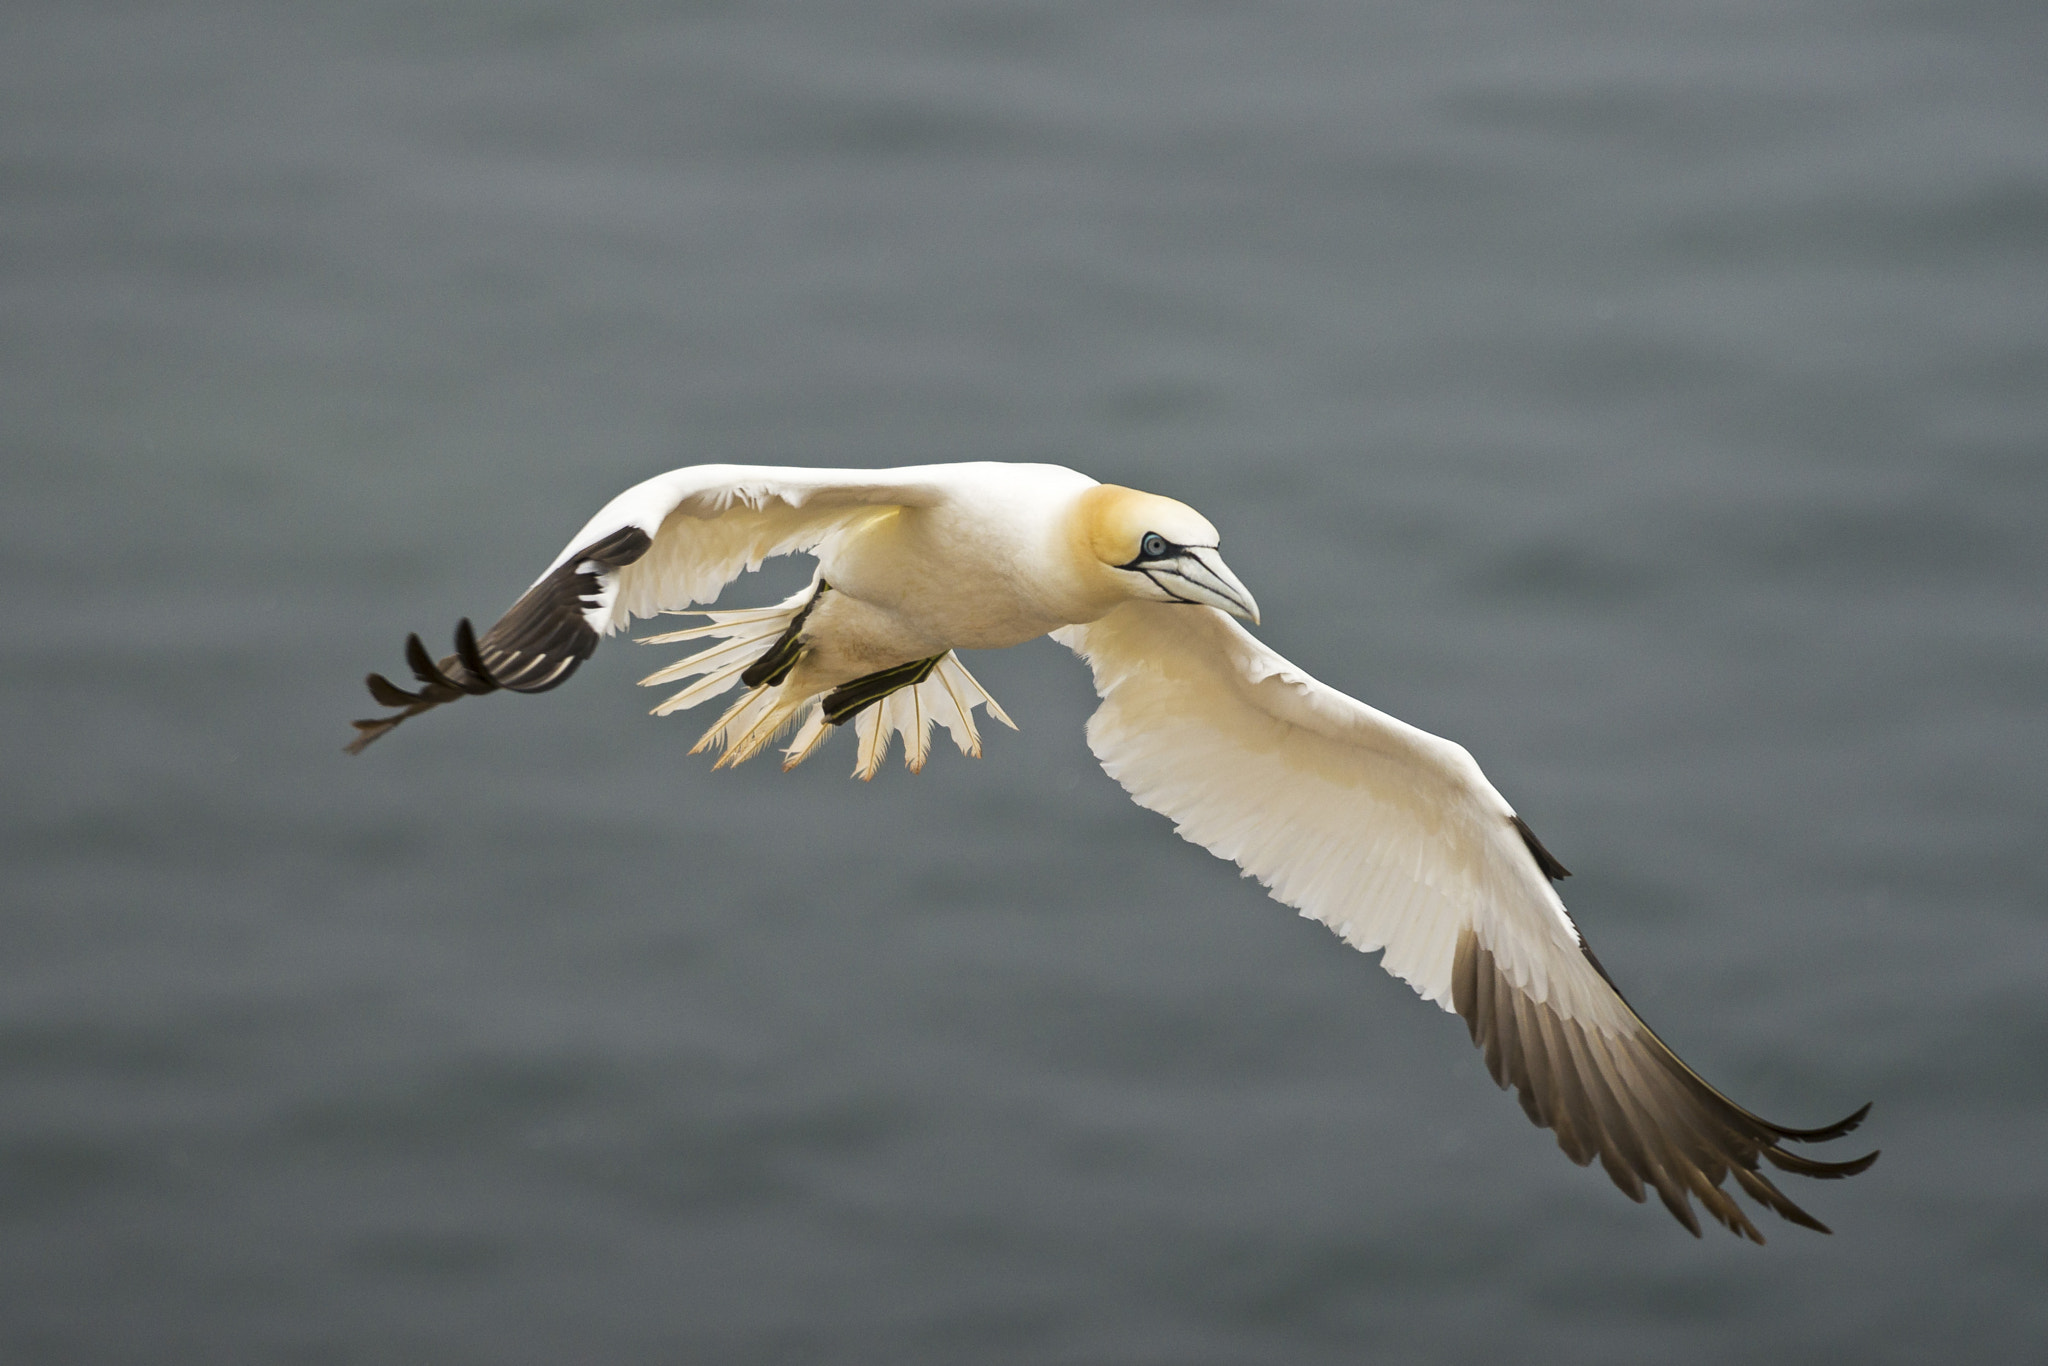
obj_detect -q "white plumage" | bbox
[350,461,1874,1240]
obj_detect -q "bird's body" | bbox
[351,460,1875,1241]
[761,464,1095,665]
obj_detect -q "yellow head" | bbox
[1073,484,1260,623]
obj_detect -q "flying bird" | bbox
[348,462,1875,1240]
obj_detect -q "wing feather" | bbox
[1058,602,1874,1239]
[347,465,950,749]
[534,464,952,631]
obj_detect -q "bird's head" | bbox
[1074,484,1261,624]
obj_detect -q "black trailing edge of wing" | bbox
[345,525,653,753]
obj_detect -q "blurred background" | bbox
[4,1,2045,1362]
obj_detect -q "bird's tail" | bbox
[637,591,1015,778]
[639,585,817,767]
[638,588,815,716]
[792,651,1016,779]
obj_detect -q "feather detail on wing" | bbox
[1055,602,1875,1241]
[539,464,952,632]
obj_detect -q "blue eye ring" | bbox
[1141,533,1168,558]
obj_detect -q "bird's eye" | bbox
[1140,533,1168,558]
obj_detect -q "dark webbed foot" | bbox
[820,653,948,726]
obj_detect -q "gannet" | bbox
[348,461,1875,1240]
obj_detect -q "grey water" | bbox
[4,1,2045,1361]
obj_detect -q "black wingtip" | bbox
[347,523,650,754]
[450,618,499,694]
[1839,1148,1880,1176]
[365,672,420,708]
[344,715,404,754]
[351,628,480,753]
[404,632,456,691]
[1772,1101,1873,1145]
[1780,1209,1828,1237]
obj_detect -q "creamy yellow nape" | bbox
[1075,484,1221,566]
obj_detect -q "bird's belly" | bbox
[788,585,1051,693]
[818,537,1066,655]
[921,608,1059,652]
[787,591,949,690]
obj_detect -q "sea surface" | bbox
[4,2,2045,1362]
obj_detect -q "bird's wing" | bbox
[347,464,950,751]
[561,463,959,631]
[1054,601,1875,1241]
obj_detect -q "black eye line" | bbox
[1118,533,1178,570]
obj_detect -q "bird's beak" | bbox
[1158,547,1262,625]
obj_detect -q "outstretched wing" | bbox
[1056,602,1875,1241]
[347,464,950,751]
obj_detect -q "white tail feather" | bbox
[637,586,813,715]
[692,683,813,768]
[640,632,777,688]
[781,704,831,770]
[636,586,1014,777]
[636,604,792,644]
[648,660,758,716]
[852,700,890,780]
[842,652,1014,779]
